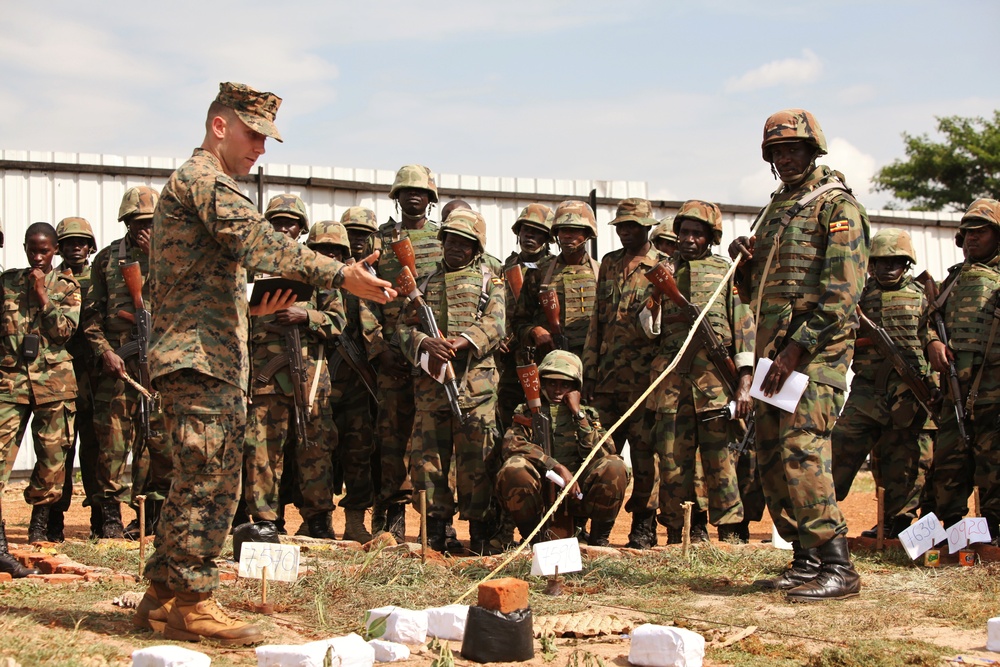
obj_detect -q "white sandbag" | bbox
[132,645,211,667]
[256,643,331,667]
[368,639,410,662]
[326,633,376,667]
[425,604,469,641]
[384,608,428,644]
[987,617,1000,652]
[628,623,705,667]
[364,605,397,635]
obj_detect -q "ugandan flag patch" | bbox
[829,219,850,234]
[491,277,505,286]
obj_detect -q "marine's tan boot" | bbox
[133,582,174,632]
[342,509,373,544]
[164,591,262,646]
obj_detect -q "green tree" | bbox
[872,111,1000,212]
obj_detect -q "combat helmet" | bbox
[650,219,677,243]
[389,164,439,203]
[438,208,486,254]
[55,217,97,251]
[538,349,583,389]
[340,206,378,233]
[117,186,159,222]
[870,228,917,264]
[761,109,828,162]
[307,220,351,255]
[609,198,657,227]
[673,199,724,245]
[551,200,598,240]
[956,198,1000,246]
[511,203,553,238]
[265,194,309,234]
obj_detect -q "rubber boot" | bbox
[134,581,174,632]
[469,519,505,556]
[786,536,861,602]
[753,541,821,590]
[425,516,448,552]
[306,512,336,540]
[28,505,50,544]
[626,512,657,549]
[89,503,104,539]
[342,509,373,544]
[444,517,463,552]
[164,591,262,645]
[0,509,39,579]
[588,519,615,547]
[718,522,748,544]
[101,500,125,539]
[385,504,406,543]
[46,509,66,543]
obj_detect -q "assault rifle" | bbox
[500,265,524,355]
[114,261,153,448]
[515,363,575,540]
[332,331,378,401]
[538,285,568,351]
[396,265,465,422]
[856,309,936,416]
[255,324,312,449]
[920,270,969,445]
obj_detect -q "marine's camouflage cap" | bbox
[673,199,724,244]
[117,186,159,222]
[609,198,656,227]
[265,194,309,234]
[551,200,598,239]
[870,228,917,263]
[389,164,438,203]
[56,217,96,246]
[650,219,678,243]
[956,198,1000,246]
[215,82,283,143]
[307,220,350,253]
[340,206,379,233]
[439,208,487,254]
[538,349,583,387]
[512,203,553,237]
[761,108,827,161]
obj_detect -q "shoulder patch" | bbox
[829,219,851,234]
[491,277,505,286]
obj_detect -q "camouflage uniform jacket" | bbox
[502,403,611,473]
[925,254,1000,406]
[82,236,149,358]
[59,261,94,367]
[397,258,505,407]
[148,148,347,390]
[738,164,870,390]
[641,253,755,413]
[250,291,344,399]
[582,246,666,393]
[327,287,382,402]
[516,253,599,357]
[0,267,80,404]
[500,249,551,358]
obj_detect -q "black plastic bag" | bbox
[460,606,534,663]
[232,520,280,563]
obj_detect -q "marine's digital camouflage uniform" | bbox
[0,267,80,504]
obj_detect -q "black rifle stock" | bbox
[257,324,312,449]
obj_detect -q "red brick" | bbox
[0,572,12,583]
[84,572,102,583]
[37,558,64,574]
[477,577,529,613]
[40,573,85,585]
[55,562,89,575]
[219,571,237,582]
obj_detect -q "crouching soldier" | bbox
[496,350,628,546]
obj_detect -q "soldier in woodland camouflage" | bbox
[582,198,666,549]
[397,209,506,554]
[925,198,1000,542]
[831,229,937,538]
[496,350,628,546]
[641,200,754,544]
[732,109,869,601]
[0,223,80,546]
[136,82,393,644]
[650,220,678,261]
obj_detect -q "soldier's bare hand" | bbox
[342,251,397,304]
[135,228,151,255]
[273,306,308,325]
[735,370,753,419]
[552,463,582,499]
[379,349,410,378]
[28,268,48,306]
[531,326,554,351]
[762,342,803,397]
[251,289,297,316]
[421,338,456,377]
[101,350,127,379]
[926,340,952,375]
[562,389,583,416]
[729,236,755,264]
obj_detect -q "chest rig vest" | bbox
[540,255,599,351]
[379,219,441,334]
[420,262,492,337]
[855,279,927,379]
[104,238,148,337]
[662,255,732,349]
[946,262,1000,355]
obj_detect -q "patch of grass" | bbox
[805,639,942,667]
[0,611,132,667]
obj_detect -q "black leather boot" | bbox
[588,519,615,547]
[385,504,406,543]
[469,519,505,556]
[753,541,821,590]
[28,505,51,544]
[425,516,448,552]
[690,510,709,543]
[444,517,464,552]
[307,512,336,540]
[46,509,66,543]
[785,536,861,602]
[89,503,104,539]
[0,504,38,579]
[626,512,657,549]
[101,500,125,539]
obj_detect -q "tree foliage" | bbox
[872,111,1000,212]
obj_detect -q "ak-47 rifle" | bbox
[856,309,936,416]
[255,324,312,449]
[538,285,568,351]
[500,265,524,354]
[396,265,466,422]
[114,261,153,450]
[331,331,378,401]
[515,363,575,540]
[920,270,969,444]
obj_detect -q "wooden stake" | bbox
[682,501,693,559]
[136,494,147,576]
[419,490,428,563]
[974,487,981,517]
[262,565,268,605]
[876,487,885,550]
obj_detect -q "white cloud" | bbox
[824,137,877,200]
[725,49,823,93]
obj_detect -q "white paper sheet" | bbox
[530,537,583,576]
[897,512,948,560]
[749,358,809,413]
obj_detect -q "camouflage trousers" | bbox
[242,393,336,521]
[496,350,524,434]
[756,381,847,549]
[127,410,173,507]
[932,400,1000,525]
[143,370,243,593]
[495,454,628,530]
[374,369,415,508]
[832,393,933,524]
[330,373,375,510]
[653,390,743,528]
[0,399,76,505]
[54,380,99,514]
[591,391,657,515]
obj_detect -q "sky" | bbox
[2,0,998,211]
